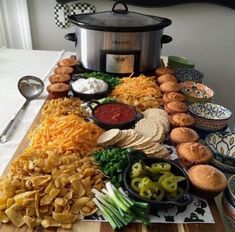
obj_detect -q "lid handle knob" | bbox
[112,1,129,14]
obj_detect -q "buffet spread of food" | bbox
[0,56,234,231]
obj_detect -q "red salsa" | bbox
[94,103,135,124]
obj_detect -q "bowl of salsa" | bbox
[88,101,142,130]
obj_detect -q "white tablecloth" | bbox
[0,48,74,174]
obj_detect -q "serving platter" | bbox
[0,94,226,232]
[0,57,229,231]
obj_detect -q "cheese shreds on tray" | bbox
[110,75,162,111]
[28,114,104,155]
[42,97,88,120]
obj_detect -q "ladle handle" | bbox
[0,100,30,143]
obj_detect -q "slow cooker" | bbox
[65,1,172,75]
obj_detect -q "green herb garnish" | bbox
[93,147,131,188]
[84,72,121,88]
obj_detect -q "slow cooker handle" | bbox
[112,1,129,14]
[65,33,77,47]
[161,35,172,48]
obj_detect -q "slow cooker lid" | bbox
[68,1,171,32]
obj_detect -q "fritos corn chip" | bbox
[0,150,105,228]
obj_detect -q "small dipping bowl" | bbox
[71,78,109,101]
[88,101,142,130]
[205,132,235,167]
[181,81,214,104]
[168,56,195,69]
[175,68,204,83]
[188,103,232,132]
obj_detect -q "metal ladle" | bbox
[0,76,44,143]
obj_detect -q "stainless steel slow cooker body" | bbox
[65,1,172,74]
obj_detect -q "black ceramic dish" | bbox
[88,101,143,130]
[123,155,192,212]
[71,83,110,101]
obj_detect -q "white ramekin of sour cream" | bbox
[72,77,108,94]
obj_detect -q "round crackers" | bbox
[97,128,168,159]
[134,108,170,143]
[97,129,121,146]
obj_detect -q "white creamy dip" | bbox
[72,78,108,94]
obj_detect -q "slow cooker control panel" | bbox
[100,50,140,74]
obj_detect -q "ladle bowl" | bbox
[0,76,44,143]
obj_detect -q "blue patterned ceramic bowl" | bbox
[205,132,235,165]
[222,189,235,231]
[175,68,204,83]
[209,159,235,178]
[181,81,214,104]
[188,103,232,132]
[228,175,235,207]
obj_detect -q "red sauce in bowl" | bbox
[93,103,136,124]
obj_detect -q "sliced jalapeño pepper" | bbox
[175,176,186,182]
[130,162,143,178]
[151,163,171,173]
[131,177,142,192]
[151,183,165,201]
[139,177,152,190]
[161,176,177,193]
[143,164,152,174]
[158,172,174,185]
[140,188,152,199]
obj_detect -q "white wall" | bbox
[27,0,235,127]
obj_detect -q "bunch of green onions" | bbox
[92,182,151,230]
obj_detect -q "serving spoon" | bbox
[0,76,44,143]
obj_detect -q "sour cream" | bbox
[72,78,108,94]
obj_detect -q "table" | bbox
[0,48,227,232]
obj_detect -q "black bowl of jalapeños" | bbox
[87,100,143,130]
[123,155,192,212]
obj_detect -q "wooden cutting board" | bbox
[0,104,226,232]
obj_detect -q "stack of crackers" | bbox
[134,108,170,142]
[97,128,169,159]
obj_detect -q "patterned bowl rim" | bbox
[222,189,235,218]
[181,81,214,99]
[205,132,235,159]
[209,158,235,172]
[210,158,235,174]
[228,175,235,198]
[188,103,232,121]
[175,68,204,78]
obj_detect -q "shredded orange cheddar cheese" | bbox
[111,75,162,111]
